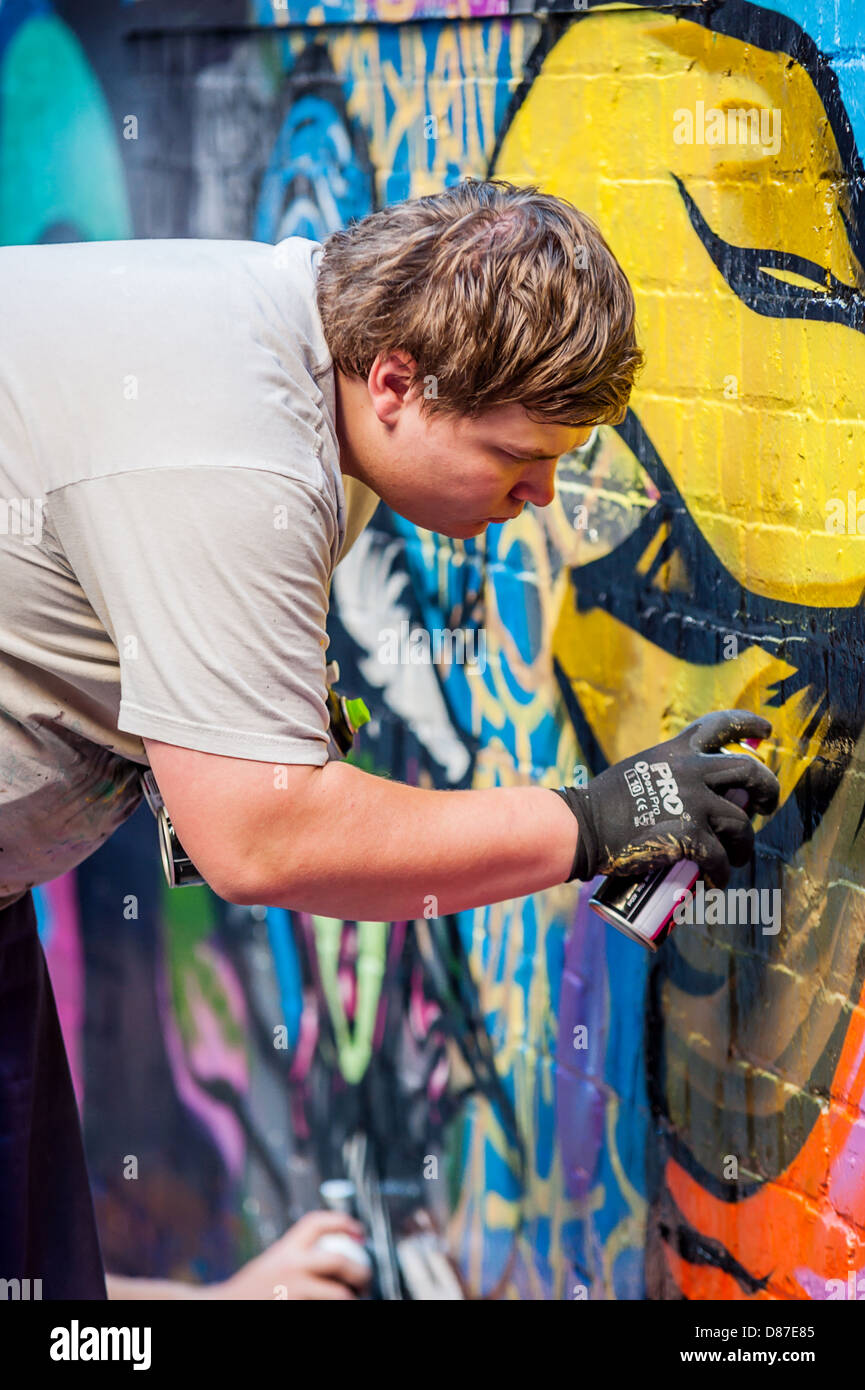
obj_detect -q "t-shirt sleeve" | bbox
[46,465,341,764]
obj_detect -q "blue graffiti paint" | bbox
[253,93,372,243]
[265,907,303,1051]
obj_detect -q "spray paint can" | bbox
[325,660,371,758]
[315,1178,374,1278]
[588,738,768,950]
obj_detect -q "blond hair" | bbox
[315,176,644,427]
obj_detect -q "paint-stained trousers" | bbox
[0,889,106,1299]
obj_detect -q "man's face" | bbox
[336,358,595,538]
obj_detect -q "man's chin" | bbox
[443,518,489,538]
[401,514,489,538]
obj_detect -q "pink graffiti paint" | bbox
[155,946,248,1179]
[827,1023,865,1213]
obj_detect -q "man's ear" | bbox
[367,351,420,421]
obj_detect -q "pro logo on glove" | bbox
[625,760,685,822]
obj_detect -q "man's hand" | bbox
[106,1211,372,1300]
[216,1212,372,1300]
[553,709,780,888]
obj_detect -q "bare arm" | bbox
[106,1273,217,1300]
[143,739,578,920]
[107,1215,376,1301]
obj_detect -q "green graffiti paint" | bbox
[313,915,387,1084]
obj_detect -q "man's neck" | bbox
[333,366,365,485]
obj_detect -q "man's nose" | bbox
[511,461,558,509]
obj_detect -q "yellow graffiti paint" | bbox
[493,9,865,606]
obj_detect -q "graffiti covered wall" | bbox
[4,0,865,1298]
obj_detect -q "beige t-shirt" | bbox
[0,234,379,908]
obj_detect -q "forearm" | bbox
[106,1273,220,1300]
[256,760,578,920]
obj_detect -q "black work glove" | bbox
[553,709,780,889]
